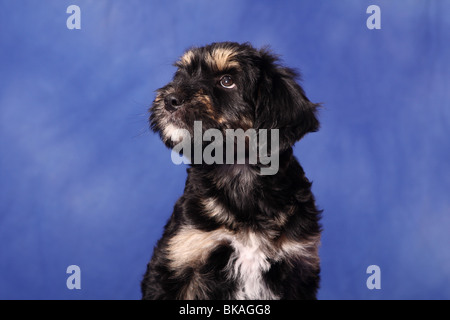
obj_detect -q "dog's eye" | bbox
[220,75,235,89]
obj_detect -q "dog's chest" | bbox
[228,233,279,300]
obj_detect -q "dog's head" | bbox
[149,42,319,156]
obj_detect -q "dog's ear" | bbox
[255,50,320,150]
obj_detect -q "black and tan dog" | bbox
[141,42,322,300]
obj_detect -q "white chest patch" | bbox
[229,232,279,300]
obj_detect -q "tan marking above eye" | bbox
[176,47,240,73]
[206,48,240,71]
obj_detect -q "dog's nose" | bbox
[164,94,183,112]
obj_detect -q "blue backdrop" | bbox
[0,0,449,300]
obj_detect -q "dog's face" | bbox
[150,42,319,155]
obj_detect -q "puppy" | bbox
[141,42,321,300]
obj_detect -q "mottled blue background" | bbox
[0,0,449,299]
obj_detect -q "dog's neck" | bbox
[188,148,298,227]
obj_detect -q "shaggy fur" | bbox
[141,42,322,300]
